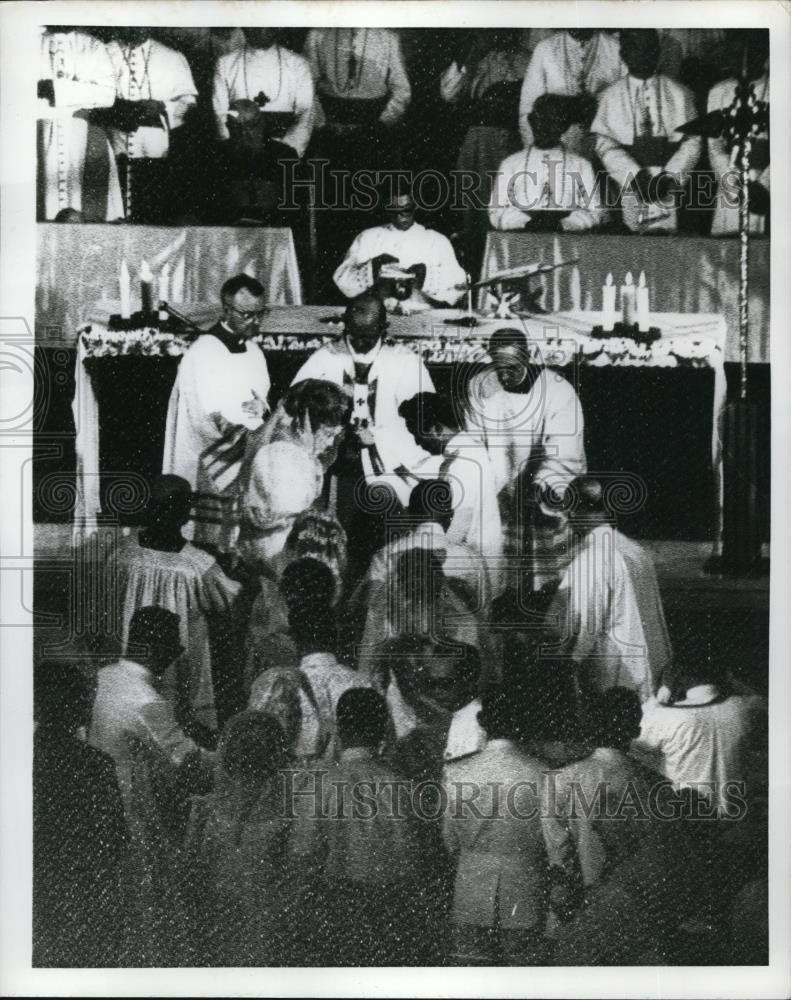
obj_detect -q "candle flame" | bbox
[606,272,613,285]
[625,271,634,285]
[140,260,153,282]
[638,271,646,287]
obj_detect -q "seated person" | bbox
[34,662,127,967]
[490,93,604,232]
[592,29,701,232]
[333,179,466,307]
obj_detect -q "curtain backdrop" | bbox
[479,232,770,364]
[36,224,302,344]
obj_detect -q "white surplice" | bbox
[162,332,271,546]
[105,38,197,159]
[547,523,673,702]
[38,29,122,220]
[291,340,440,505]
[212,44,315,156]
[519,31,625,146]
[304,28,411,127]
[110,534,241,729]
[490,145,604,231]
[333,222,466,305]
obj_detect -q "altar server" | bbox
[333,183,466,307]
[162,274,270,550]
[37,26,122,221]
[102,28,197,222]
[519,30,625,148]
[490,94,604,232]
[304,28,411,130]
[546,476,673,703]
[592,29,701,233]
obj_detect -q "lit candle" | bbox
[621,271,636,327]
[158,261,171,304]
[637,271,650,332]
[119,258,131,319]
[602,272,616,331]
[140,259,153,316]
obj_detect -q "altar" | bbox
[66,303,727,546]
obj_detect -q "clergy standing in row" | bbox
[37,26,122,222]
[333,182,466,307]
[162,274,271,551]
[103,27,197,222]
[592,29,701,233]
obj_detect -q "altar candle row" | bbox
[118,258,166,319]
[602,271,650,331]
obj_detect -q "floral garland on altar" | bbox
[78,322,721,369]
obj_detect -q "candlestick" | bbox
[636,271,650,332]
[119,258,131,319]
[620,271,636,327]
[140,259,153,316]
[602,272,616,331]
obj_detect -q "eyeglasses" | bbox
[225,304,268,321]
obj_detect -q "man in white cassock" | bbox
[334,183,467,308]
[519,29,625,150]
[103,27,197,222]
[490,94,604,232]
[546,477,673,704]
[304,27,411,132]
[592,29,701,233]
[291,293,439,581]
[162,274,270,552]
[37,26,123,222]
[465,328,586,590]
[400,392,505,597]
[213,28,314,220]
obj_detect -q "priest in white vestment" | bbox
[592,29,701,233]
[400,392,505,596]
[707,34,769,237]
[212,28,314,158]
[519,30,625,148]
[37,26,122,221]
[490,94,604,232]
[334,186,466,307]
[546,477,673,703]
[162,275,271,551]
[465,328,586,588]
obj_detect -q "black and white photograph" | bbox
[1,1,789,995]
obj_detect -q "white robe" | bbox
[707,74,769,235]
[333,222,466,306]
[291,340,440,504]
[632,686,767,816]
[212,44,314,157]
[547,524,673,702]
[38,29,122,221]
[304,28,411,127]
[519,31,625,146]
[592,74,701,232]
[163,333,271,545]
[440,432,505,596]
[110,535,241,729]
[490,146,603,231]
[105,38,197,160]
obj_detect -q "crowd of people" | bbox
[38,26,769,287]
[34,268,768,966]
